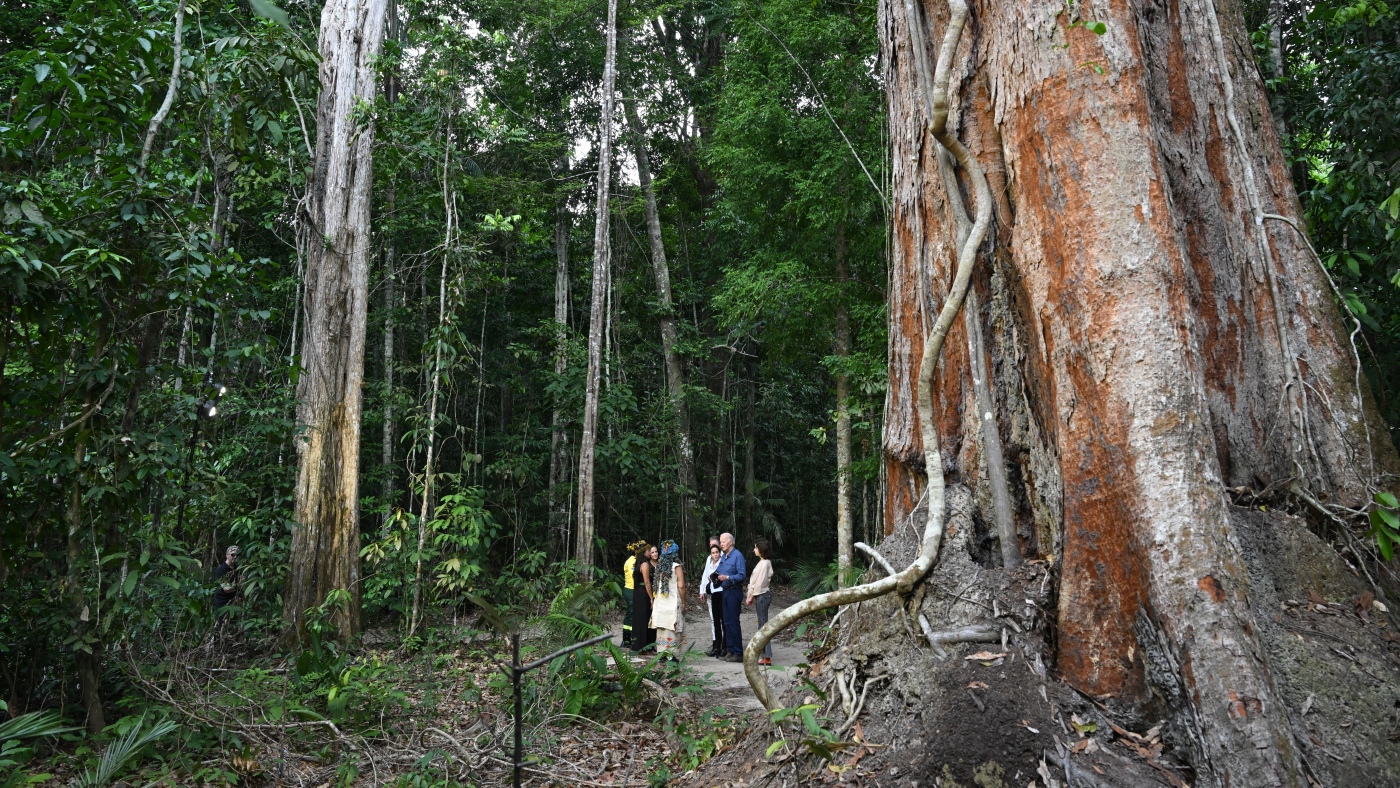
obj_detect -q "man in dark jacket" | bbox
[213,545,240,613]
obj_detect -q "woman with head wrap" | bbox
[649,540,686,657]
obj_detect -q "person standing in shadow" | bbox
[631,543,657,653]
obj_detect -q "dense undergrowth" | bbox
[4,571,743,787]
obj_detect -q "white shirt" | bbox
[699,554,722,596]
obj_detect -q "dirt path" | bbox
[610,595,808,713]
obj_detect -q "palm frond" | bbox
[0,711,78,743]
[74,717,178,788]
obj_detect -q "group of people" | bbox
[621,532,774,665]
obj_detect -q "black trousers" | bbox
[707,591,725,651]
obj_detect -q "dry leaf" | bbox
[967,681,990,689]
[966,651,1009,661]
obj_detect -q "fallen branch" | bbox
[918,615,1000,659]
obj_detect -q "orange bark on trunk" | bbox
[879,0,1398,782]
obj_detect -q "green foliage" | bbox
[73,716,177,788]
[791,555,863,599]
[0,0,891,743]
[1254,0,1400,438]
[768,702,841,761]
[658,705,738,773]
[1370,491,1400,560]
[0,705,78,787]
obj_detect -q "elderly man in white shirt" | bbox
[698,536,725,657]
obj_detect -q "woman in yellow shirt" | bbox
[621,541,641,648]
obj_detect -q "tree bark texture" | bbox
[834,228,855,587]
[623,95,699,547]
[549,194,572,559]
[878,0,1398,783]
[575,0,619,571]
[284,0,389,643]
[65,425,104,734]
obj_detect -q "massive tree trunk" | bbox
[623,95,699,548]
[284,0,389,643]
[575,0,619,571]
[874,0,1399,783]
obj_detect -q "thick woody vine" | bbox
[743,0,993,710]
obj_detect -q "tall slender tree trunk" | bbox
[382,235,396,521]
[833,227,855,587]
[283,0,389,644]
[623,95,698,546]
[65,414,103,735]
[875,0,1399,783]
[549,189,572,560]
[743,378,755,545]
[575,0,619,571]
[381,0,399,525]
[409,242,449,638]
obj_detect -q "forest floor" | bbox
[22,588,822,788]
[607,589,811,715]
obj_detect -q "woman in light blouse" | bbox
[745,538,774,665]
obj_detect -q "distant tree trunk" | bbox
[743,378,756,544]
[409,142,453,637]
[381,0,400,525]
[575,0,619,571]
[549,187,572,560]
[833,226,854,587]
[138,0,187,174]
[623,95,699,546]
[381,236,396,522]
[65,410,103,735]
[409,248,448,638]
[1265,0,1288,137]
[283,0,389,644]
[876,0,1399,783]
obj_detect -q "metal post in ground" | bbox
[500,630,613,788]
[513,633,523,788]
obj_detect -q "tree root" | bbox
[855,541,896,576]
[835,674,888,737]
[917,615,1000,659]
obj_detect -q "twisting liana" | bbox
[743,0,993,710]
